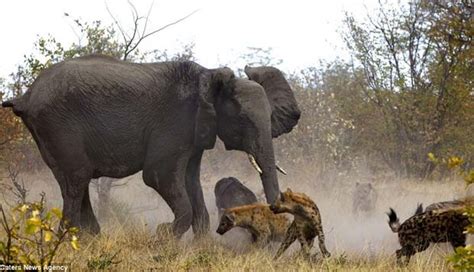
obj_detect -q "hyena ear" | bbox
[286,188,292,193]
[280,192,285,201]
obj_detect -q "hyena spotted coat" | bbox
[216,203,290,245]
[387,206,470,265]
[270,188,331,259]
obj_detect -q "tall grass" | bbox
[3,170,468,271]
[51,223,454,271]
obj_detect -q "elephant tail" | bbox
[2,100,14,108]
[2,97,25,117]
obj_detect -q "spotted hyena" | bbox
[270,188,331,259]
[216,203,290,245]
[415,198,470,215]
[387,207,469,265]
[425,200,465,212]
[352,182,377,216]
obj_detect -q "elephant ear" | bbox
[194,68,235,149]
[244,66,301,138]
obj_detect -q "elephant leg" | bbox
[143,156,193,238]
[80,186,100,234]
[185,150,209,236]
[53,168,92,233]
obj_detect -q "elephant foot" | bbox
[81,220,101,235]
[155,222,175,240]
[192,212,210,238]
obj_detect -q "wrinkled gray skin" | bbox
[1,55,300,237]
[214,177,258,218]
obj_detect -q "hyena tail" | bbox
[387,208,400,232]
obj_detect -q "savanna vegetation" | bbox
[0,0,472,270]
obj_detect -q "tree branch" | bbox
[123,9,199,60]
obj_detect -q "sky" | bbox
[0,0,382,79]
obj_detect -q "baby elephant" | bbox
[216,203,290,245]
[214,177,258,217]
[270,188,331,260]
[387,207,469,265]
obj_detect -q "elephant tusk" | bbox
[276,165,287,175]
[248,154,263,174]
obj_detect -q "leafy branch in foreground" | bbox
[448,207,474,271]
[445,155,474,271]
[0,194,79,267]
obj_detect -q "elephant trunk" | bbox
[251,138,280,204]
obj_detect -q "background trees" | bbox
[0,0,472,182]
[340,0,473,178]
[275,0,472,180]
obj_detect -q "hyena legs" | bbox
[297,233,312,259]
[316,224,331,257]
[396,246,415,266]
[274,223,297,260]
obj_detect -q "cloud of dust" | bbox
[12,151,470,257]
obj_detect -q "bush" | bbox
[447,158,474,271]
[0,194,79,266]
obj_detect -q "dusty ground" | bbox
[0,157,470,271]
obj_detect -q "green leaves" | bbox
[448,245,474,271]
[464,170,474,186]
[447,159,474,271]
[340,0,473,178]
[49,207,63,220]
[427,152,438,163]
[70,235,79,250]
[0,197,81,265]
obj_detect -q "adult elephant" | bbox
[1,55,300,237]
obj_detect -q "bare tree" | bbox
[342,0,472,178]
[106,0,198,61]
[0,165,28,206]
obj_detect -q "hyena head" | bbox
[354,182,377,208]
[270,188,316,217]
[216,210,236,235]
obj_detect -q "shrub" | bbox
[447,157,474,271]
[0,194,79,266]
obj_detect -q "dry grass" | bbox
[1,168,470,271]
[53,223,453,271]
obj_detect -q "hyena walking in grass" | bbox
[216,203,290,245]
[387,205,470,265]
[270,188,331,260]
